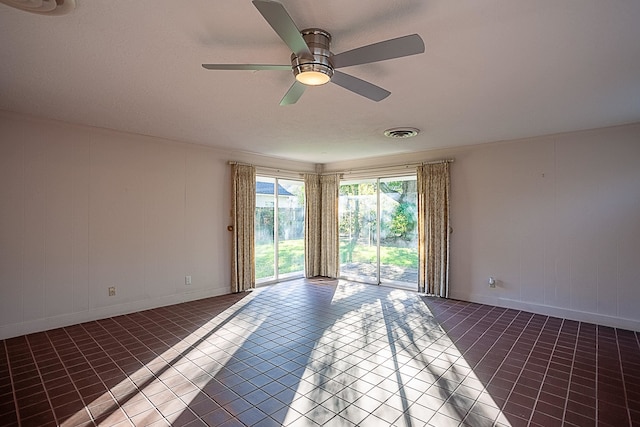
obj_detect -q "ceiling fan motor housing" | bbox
[291,29,334,84]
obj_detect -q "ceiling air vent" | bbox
[383,127,420,139]
[0,0,75,15]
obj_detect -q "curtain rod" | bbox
[228,161,311,177]
[338,159,454,175]
[229,158,454,177]
[424,159,455,165]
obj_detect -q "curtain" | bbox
[231,164,256,292]
[417,162,451,297]
[304,174,321,277]
[319,174,340,278]
[304,173,339,278]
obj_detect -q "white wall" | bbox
[326,123,640,331]
[0,112,315,340]
[449,125,640,330]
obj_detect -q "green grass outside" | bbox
[256,239,417,279]
[255,239,304,279]
[340,242,418,268]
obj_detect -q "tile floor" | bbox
[1,278,639,426]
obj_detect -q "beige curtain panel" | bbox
[304,174,321,277]
[231,164,256,292]
[417,162,451,297]
[304,173,340,278]
[319,174,340,278]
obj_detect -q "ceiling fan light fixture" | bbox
[295,68,332,86]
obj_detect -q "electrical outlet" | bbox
[108,287,116,296]
[185,276,192,286]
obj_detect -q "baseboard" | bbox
[0,287,230,340]
[450,291,640,332]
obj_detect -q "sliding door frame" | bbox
[255,175,305,285]
[339,174,418,290]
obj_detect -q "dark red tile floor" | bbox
[1,278,639,426]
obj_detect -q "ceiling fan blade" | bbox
[331,71,390,102]
[202,64,291,71]
[252,0,312,58]
[280,81,306,105]
[331,34,425,69]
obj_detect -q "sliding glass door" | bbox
[255,177,305,283]
[379,176,418,287]
[339,175,418,289]
[339,180,378,283]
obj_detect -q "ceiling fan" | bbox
[0,0,75,15]
[202,0,425,105]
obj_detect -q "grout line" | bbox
[4,340,22,427]
[434,302,528,424]
[527,318,569,425]
[23,335,57,425]
[615,328,632,426]
[88,317,174,423]
[560,321,580,425]
[62,324,130,424]
[493,313,549,423]
[594,326,600,425]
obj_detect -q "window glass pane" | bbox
[339,180,378,284]
[255,177,275,281]
[277,180,305,279]
[379,176,418,287]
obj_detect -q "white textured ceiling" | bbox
[1,0,639,163]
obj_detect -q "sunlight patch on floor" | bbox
[285,283,510,426]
